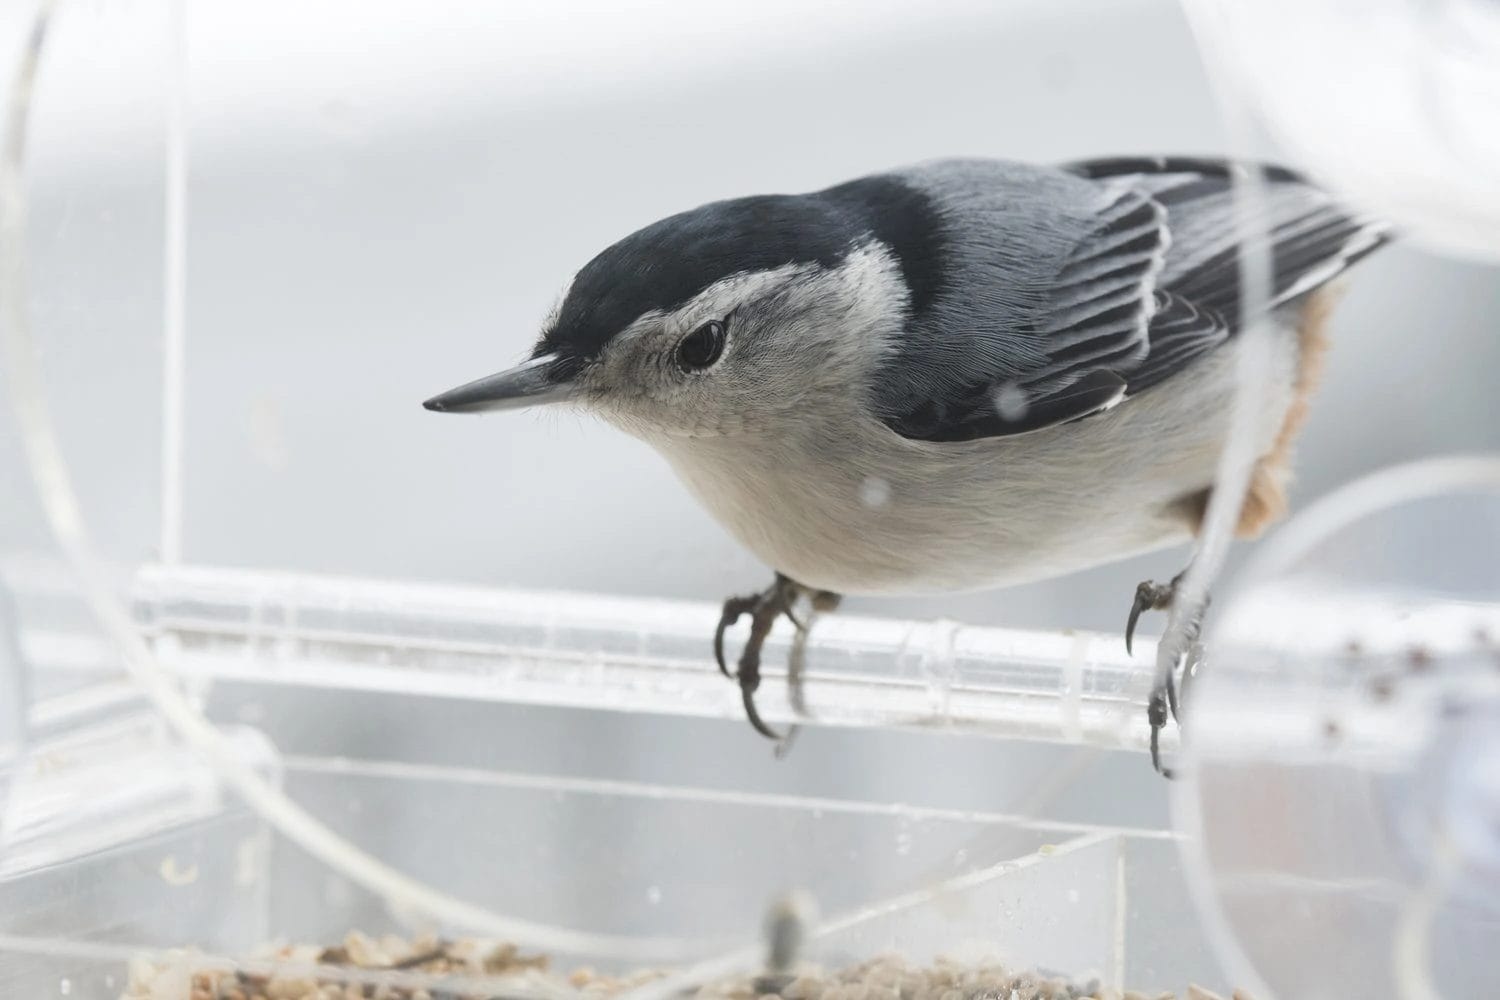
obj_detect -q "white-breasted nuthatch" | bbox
[424,157,1389,772]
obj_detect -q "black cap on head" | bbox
[537,193,860,377]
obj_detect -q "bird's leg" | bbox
[1127,568,1211,778]
[773,589,842,759]
[714,573,839,744]
[787,591,841,716]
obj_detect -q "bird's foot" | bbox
[715,573,840,744]
[1127,569,1210,779]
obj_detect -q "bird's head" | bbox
[423,187,922,440]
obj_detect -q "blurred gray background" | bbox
[5,0,1499,826]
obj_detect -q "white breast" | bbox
[644,332,1298,597]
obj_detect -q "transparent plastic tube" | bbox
[133,563,1164,752]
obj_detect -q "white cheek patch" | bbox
[764,241,909,373]
[590,239,909,429]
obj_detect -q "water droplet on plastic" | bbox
[646,885,662,904]
[895,829,913,856]
[953,848,969,866]
[59,979,71,995]
[1066,888,1081,903]
[158,855,199,886]
[994,383,1030,422]
[858,476,892,508]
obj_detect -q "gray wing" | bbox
[878,157,1388,443]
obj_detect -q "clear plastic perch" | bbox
[130,563,1168,755]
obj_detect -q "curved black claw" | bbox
[740,677,784,741]
[1126,577,1179,656]
[1125,591,1148,657]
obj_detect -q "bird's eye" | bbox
[676,319,727,373]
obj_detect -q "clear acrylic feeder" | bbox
[3,2,1498,1000]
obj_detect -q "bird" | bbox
[422,156,1389,774]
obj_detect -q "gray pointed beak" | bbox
[422,353,573,413]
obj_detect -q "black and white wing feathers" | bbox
[879,156,1388,443]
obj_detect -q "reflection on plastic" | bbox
[1180,457,1500,1000]
[1192,0,1500,262]
[0,0,695,965]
